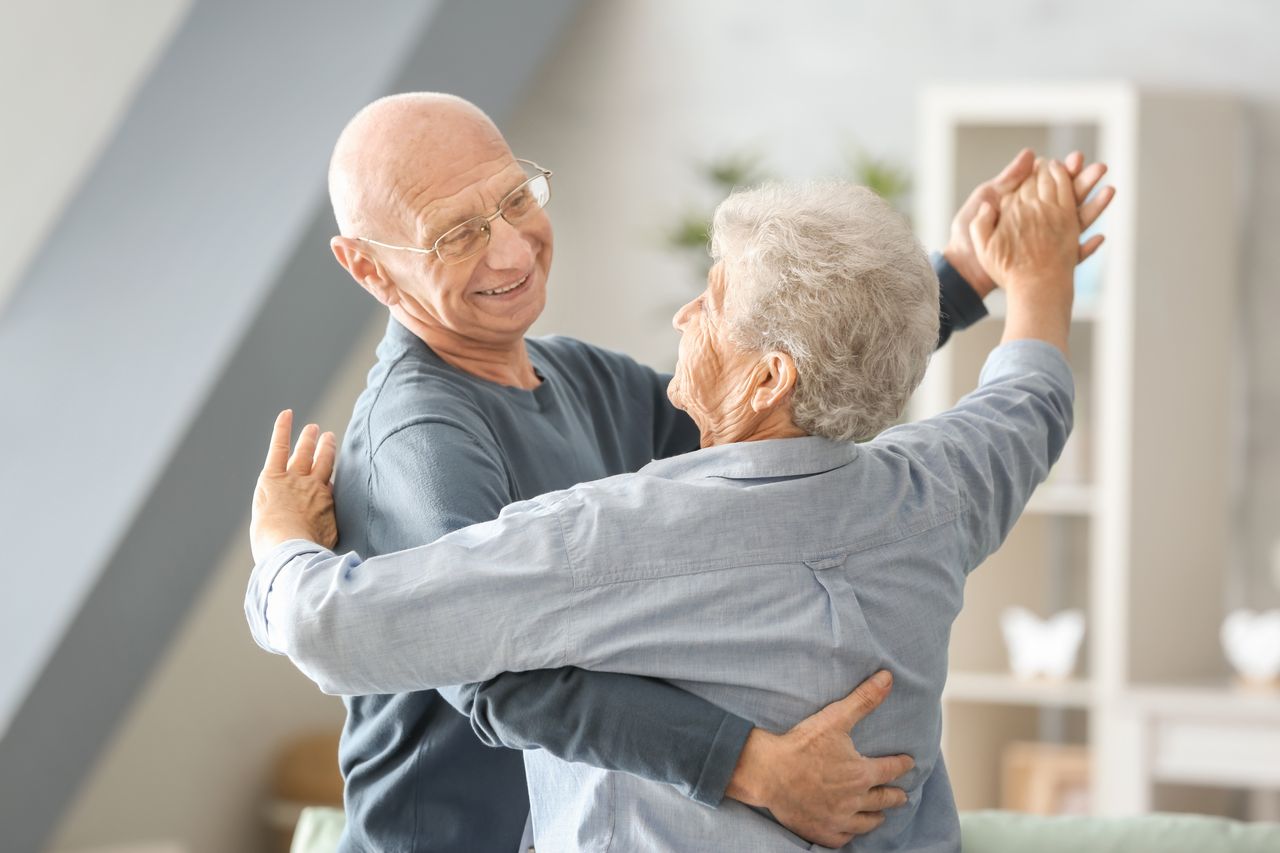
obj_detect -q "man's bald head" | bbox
[328,93,511,239]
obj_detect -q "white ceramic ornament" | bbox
[1220,609,1280,686]
[1000,606,1085,681]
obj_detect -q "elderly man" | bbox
[281,92,1110,851]
[249,162,1089,851]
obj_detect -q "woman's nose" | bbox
[672,299,694,331]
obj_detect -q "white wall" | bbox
[513,0,1280,609]
[0,0,192,312]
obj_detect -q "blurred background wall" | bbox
[1,2,1276,851]
[0,1,191,312]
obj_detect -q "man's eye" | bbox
[503,188,535,218]
[440,220,485,247]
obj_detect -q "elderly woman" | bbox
[248,166,1083,852]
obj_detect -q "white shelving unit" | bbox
[1024,483,1095,517]
[914,83,1257,815]
[943,672,1094,710]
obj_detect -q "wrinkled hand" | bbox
[945,148,1114,296]
[969,159,1082,301]
[249,409,339,563]
[725,670,914,848]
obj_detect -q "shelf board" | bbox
[944,671,1094,708]
[1025,482,1095,516]
[1122,681,1280,719]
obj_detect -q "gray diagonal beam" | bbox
[0,1,581,849]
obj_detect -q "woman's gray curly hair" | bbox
[711,181,940,442]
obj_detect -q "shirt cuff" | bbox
[244,538,328,654]
[979,339,1074,397]
[933,252,988,330]
[689,712,755,807]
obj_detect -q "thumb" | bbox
[812,670,894,732]
[969,201,996,259]
[992,148,1034,193]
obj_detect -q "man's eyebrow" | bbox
[419,205,466,238]
[417,168,524,238]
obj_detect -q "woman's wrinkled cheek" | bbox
[687,338,725,419]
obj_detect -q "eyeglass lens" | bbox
[436,173,551,263]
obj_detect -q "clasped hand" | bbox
[249,409,339,563]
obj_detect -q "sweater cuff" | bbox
[689,712,755,806]
[934,253,988,329]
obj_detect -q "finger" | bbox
[1074,161,1108,202]
[811,830,855,849]
[1079,185,1116,230]
[1079,233,1106,262]
[1049,160,1074,209]
[971,186,1000,213]
[969,201,996,258]
[845,811,887,837]
[860,785,910,812]
[313,431,338,482]
[1018,164,1039,202]
[1036,160,1056,203]
[866,752,916,787]
[289,423,320,475]
[264,410,293,474]
[1064,150,1084,177]
[817,670,894,730]
[991,148,1035,193]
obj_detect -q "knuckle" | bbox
[878,786,903,808]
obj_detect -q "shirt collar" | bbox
[641,435,860,481]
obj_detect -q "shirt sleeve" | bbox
[245,492,577,694]
[456,668,752,806]
[933,252,988,349]
[878,339,1074,569]
[250,419,750,805]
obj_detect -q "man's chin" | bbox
[472,275,546,333]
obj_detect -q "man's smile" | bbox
[476,273,530,298]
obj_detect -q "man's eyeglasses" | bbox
[354,159,552,265]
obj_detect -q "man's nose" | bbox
[485,215,535,271]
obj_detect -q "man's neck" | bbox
[393,309,540,389]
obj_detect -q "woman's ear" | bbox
[331,236,400,307]
[749,350,798,414]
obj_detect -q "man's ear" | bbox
[331,236,400,307]
[749,350,798,414]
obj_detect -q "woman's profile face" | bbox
[668,262,764,447]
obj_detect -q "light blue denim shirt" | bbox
[247,339,1073,852]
